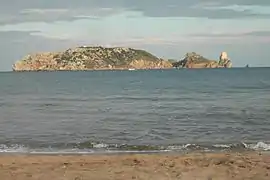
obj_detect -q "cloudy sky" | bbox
[0,0,270,71]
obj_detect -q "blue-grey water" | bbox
[0,68,270,153]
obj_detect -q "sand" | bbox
[0,152,269,180]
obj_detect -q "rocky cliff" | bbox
[172,52,232,68]
[12,46,172,71]
[218,52,232,68]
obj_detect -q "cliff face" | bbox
[173,52,232,68]
[12,46,172,71]
[218,52,232,68]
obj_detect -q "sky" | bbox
[0,0,270,71]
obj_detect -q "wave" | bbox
[0,142,269,154]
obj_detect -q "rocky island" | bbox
[172,51,232,68]
[12,46,172,71]
[12,46,232,71]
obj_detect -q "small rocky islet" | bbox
[12,46,232,71]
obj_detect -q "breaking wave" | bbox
[0,141,269,154]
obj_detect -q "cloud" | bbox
[0,0,127,25]
[0,7,123,25]
[187,30,270,44]
[190,30,270,37]
[126,1,270,19]
[1,0,270,25]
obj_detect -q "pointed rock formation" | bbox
[172,52,232,69]
[218,51,232,68]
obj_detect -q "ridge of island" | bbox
[12,46,232,71]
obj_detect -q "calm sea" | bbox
[0,68,270,154]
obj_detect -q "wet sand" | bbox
[0,152,269,180]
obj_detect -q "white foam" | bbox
[0,144,29,153]
[167,145,184,150]
[213,144,231,148]
[92,143,109,148]
[1,142,270,154]
[167,144,200,150]
[248,142,270,151]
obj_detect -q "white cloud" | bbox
[20,8,69,14]
[199,4,270,15]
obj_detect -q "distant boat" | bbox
[128,68,135,71]
[245,64,249,68]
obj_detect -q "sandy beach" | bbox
[0,152,269,180]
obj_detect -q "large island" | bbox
[12,46,232,71]
[12,46,172,71]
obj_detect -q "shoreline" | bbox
[9,66,270,72]
[11,67,175,72]
[1,151,269,180]
[0,66,267,73]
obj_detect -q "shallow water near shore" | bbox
[0,68,270,154]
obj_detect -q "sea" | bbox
[0,68,270,154]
